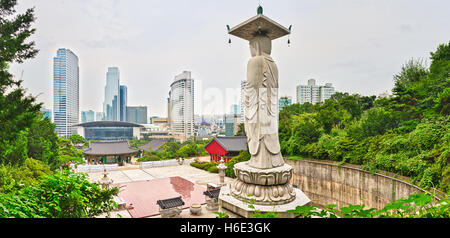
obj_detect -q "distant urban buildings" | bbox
[168,71,195,141]
[53,48,79,138]
[103,67,120,121]
[81,110,95,123]
[95,112,104,122]
[296,79,335,105]
[279,96,292,112]
[126,106,148,124]
[230,104,240,115]
[150,117,169,127]
[224,114,240,136]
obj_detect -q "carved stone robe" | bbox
[244,54,284,169]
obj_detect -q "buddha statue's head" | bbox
[250,34,272,57]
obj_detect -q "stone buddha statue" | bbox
[244,34,284,169]
[221,7,309,207]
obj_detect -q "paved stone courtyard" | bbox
[89,163,235,218]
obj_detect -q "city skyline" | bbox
[9,0,450,117]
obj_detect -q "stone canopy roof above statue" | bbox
[83,141,139,156]
[228,5,291,41]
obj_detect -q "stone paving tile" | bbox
[121,169,154,182]
[93,164,238,218]
[88,171,133,184]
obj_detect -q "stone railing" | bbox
[285,158,439,210]
[140,158,195,169]
[73,164,119,173]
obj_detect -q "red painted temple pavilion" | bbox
[204,136,247,163]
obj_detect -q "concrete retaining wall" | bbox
[286,159,430,210]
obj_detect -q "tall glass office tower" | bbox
[119,85,128,122]
[103,67,120,121]
[53,48,79,138]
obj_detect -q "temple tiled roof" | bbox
[138,139,169,152]
[206,136,248,153]
[83,141,139,156]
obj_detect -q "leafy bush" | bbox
[0,170,118,218]
[190,162,219,173]
[288,192,449,218]
[225,151,251,178]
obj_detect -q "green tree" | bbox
[0,0,41,166]
[0,170,118,218]
[69,134,87,145]
[0,158,52,193]
[27,115,60,170]
[58,138,84,165]
[235,123,246,136]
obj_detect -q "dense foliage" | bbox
[280,42,450,192]
[0,0,117,218]
[287,193,449,218]
[0,0,40,167]
[137,139,210,162]
[0,170,118,218]
[190,162,219,173]
[225,150,251,178]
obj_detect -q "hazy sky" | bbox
[10,0,450,117]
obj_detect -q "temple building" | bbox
[83,141,139,165]
[204,136,247,163]
[138,139,169,153]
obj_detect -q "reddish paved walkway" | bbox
[114,177,206,218]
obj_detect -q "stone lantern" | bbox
[217,159,227,187]
[100,168,113,190]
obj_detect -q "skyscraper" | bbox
[53,48,79,138]
[168,71,194,141]
[119,85,128,122]
[103,67,120,121]
[296,79,335,105]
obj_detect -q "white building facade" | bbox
[53,48,79,138]
[168,71,195,141]
[296,79,335,105]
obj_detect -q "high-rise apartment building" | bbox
[81,110,95,123]
[53,48,79,138]
[126,106,148,124]
[320,83,335,103]
[119,85,127,122]
[103,67,120,121]
[168,71,194,141]
[296,79,335,105]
